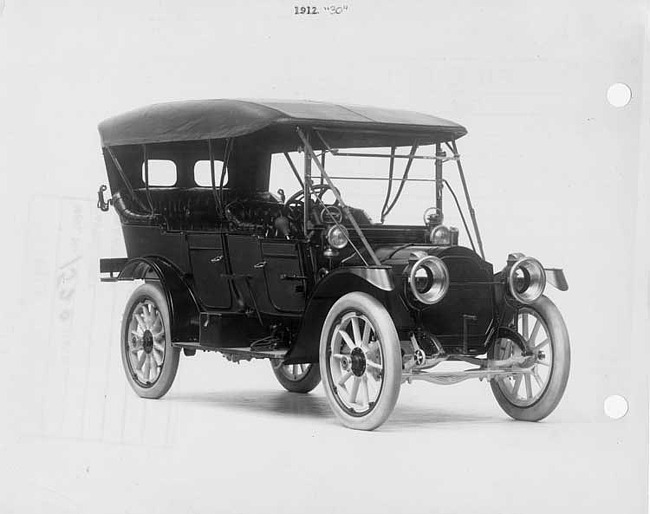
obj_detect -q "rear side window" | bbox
[142,160,177,186]
[194,160,229,187]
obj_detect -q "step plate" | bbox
[217,347,289,360]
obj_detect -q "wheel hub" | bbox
[350,347,366,377]
[143,330,154,354]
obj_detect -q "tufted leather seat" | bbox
[116,188,282,231]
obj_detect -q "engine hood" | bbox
[374,244,488,267]
[373,244,497,353]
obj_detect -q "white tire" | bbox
[489,295,570,421]
[121,283,180,399]
[319,292,401,430]
[270,360,321,393]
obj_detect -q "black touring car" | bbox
[97,99,570,430]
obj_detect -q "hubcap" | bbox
[143,330,154,353]
[126,299,166,387]
[350,347,366,376]
[496,308,553,407]
[328,312,384,416]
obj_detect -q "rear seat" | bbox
[118,188,281,231]
[132,187,221,230]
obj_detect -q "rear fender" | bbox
[284,267,405,364]
[118,257,200,343]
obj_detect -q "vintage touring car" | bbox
[97,99,570,430]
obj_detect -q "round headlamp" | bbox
[430,225,451,246]
[326,225,349,250]
[508,256,546,304]
[408,256,449,305]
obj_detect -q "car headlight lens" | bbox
[408,256,449,305]
[326,225,349,250]
[430,225,451,246]
[508,256,546,304]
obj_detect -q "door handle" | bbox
[210,255,223,264]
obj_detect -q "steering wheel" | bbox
[284,184,339,209]
[285,184,343,227]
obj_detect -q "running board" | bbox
[172,343,289,361]
[402,367,533,386]
[218,347,289,361]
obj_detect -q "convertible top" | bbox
[98,99,467,148]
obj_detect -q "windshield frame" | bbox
[296,128,486,263]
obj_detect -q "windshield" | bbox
[269,145,477,248]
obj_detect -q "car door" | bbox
[226,234,274,314]
[187,233,232,309]
[260,240,308,314]
[226,235,308,315]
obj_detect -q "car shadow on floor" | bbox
[168,389,332,418]
[166,389,506,427]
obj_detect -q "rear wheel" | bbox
[270,360,321,393]
[489,296,570,421]
[320,292,401,431]
[121,283,180,399]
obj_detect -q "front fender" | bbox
[313,266,395,296]
[284,266,401,364]
[545,268,568,291]
[118,257,200,343]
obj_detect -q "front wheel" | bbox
[270,360,321,393]
[320,292,402,431]
[121,282,180,399]
[489,295,570,421]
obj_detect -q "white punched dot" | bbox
[606,83,632,107]
[603,394,628,419]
